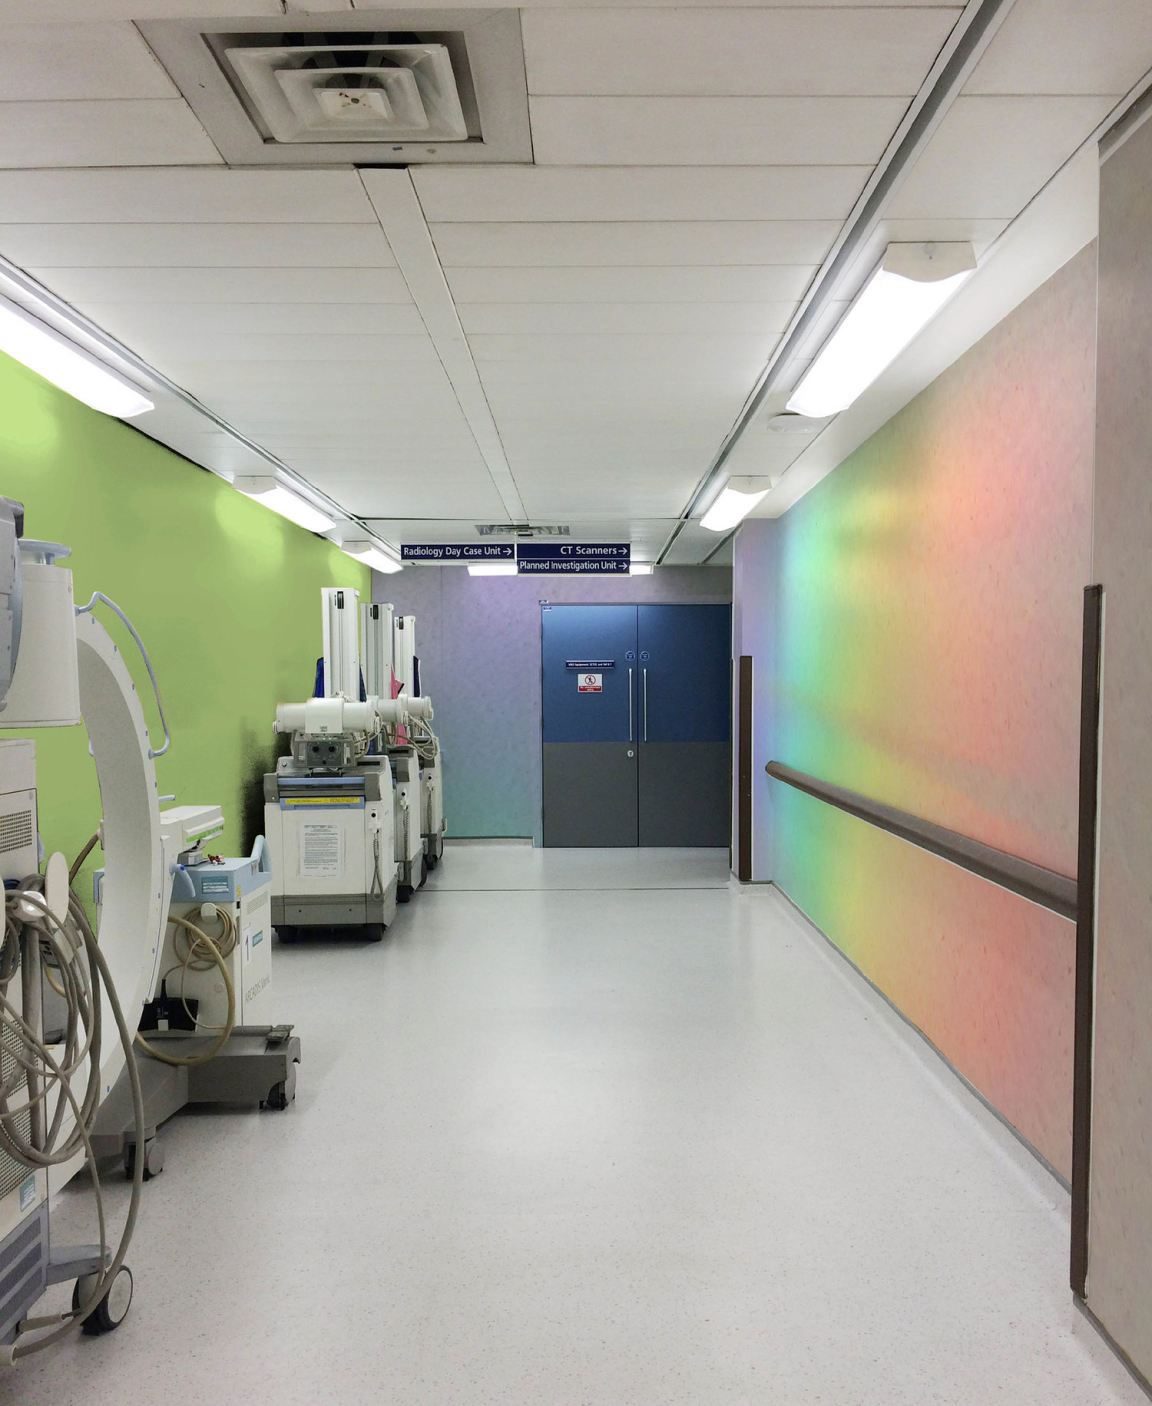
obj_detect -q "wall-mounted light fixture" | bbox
[233,476,335,534]
[786,243,976,420]
[0,294,153,419]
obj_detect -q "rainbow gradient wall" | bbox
[734,244,1097,1177]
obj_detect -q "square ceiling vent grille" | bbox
[227,41,469,145]
[140,11,531,166]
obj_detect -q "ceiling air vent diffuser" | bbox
[139,12,531,166]
[226,41,469,145]
[476,524,570,537]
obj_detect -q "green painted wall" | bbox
[0,350,368,900]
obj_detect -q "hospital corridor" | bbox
[5,845,1144,1406]
[0,0,1150,1401]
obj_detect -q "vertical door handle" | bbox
[628,668,633,742]
[643,669,648,742]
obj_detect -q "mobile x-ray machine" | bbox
[263,587,443,940]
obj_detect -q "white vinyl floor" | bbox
[9,844,1145,1406]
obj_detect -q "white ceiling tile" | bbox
[0,23,177,100]
[334,486,509,519]
[458,302,793,335]
[260,432,486,456]
[887,95,1116,219]
[468,332,774,366]
[0,99,221,167]
[445,264,815,303]
[520,482,700,518]
[30,266,414,304]
[522,9,960,97]
[81,301,428,336]
[0,1,284,16]
[529,96,910,165]
[0,167,378,223]
[0,0,957,12]
[0,223,396,267]
[431,221,838,267]
[414,165,869,223]
[132,331,440,366]
[966,0,1152,96]
[478,365,750,399]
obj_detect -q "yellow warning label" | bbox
[283,797,360,806]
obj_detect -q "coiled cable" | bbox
[0,881,145,1357]
[134,908,236,1067]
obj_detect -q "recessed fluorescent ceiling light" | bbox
[630,563,654,575]
[468,562,518,576]
[233,476,334,534]
[342,539,403,574]
[700,477,772,532]
[0,296,153,418]
[787,242,976,420]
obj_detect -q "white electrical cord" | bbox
[135,909,236,1067]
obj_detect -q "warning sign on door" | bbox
[578,673,603,693]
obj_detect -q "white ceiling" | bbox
[0,0,1147,563]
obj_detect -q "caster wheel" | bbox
[276,925,297,944]
[262,1066,295,1111]
[364,924,384,943]
[74,1265,133,1335]
[124,1138,163,1182]
[396,884,413,905]
[417,856,428,888]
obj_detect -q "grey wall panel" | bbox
[1087,117,1152,1382]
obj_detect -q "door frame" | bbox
[538,600,733,848]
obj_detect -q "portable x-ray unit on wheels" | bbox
[263,587,439,939]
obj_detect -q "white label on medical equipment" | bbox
[578,673,603,693]
[300,823,341,877]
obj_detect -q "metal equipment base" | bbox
[272,874,397,937]
[91,1025,301,1176]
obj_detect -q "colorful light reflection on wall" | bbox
[737,245,1097,1177]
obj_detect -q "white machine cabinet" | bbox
[263,755,397,938]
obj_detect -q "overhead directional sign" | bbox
[401,543,515,562]
[400,542,632,571]
[516,542,630,574]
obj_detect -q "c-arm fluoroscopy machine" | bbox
[0,500,302,1358]
[263,587,444,941]
[0,504,158,1353]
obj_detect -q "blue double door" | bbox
[541,604,731,847]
